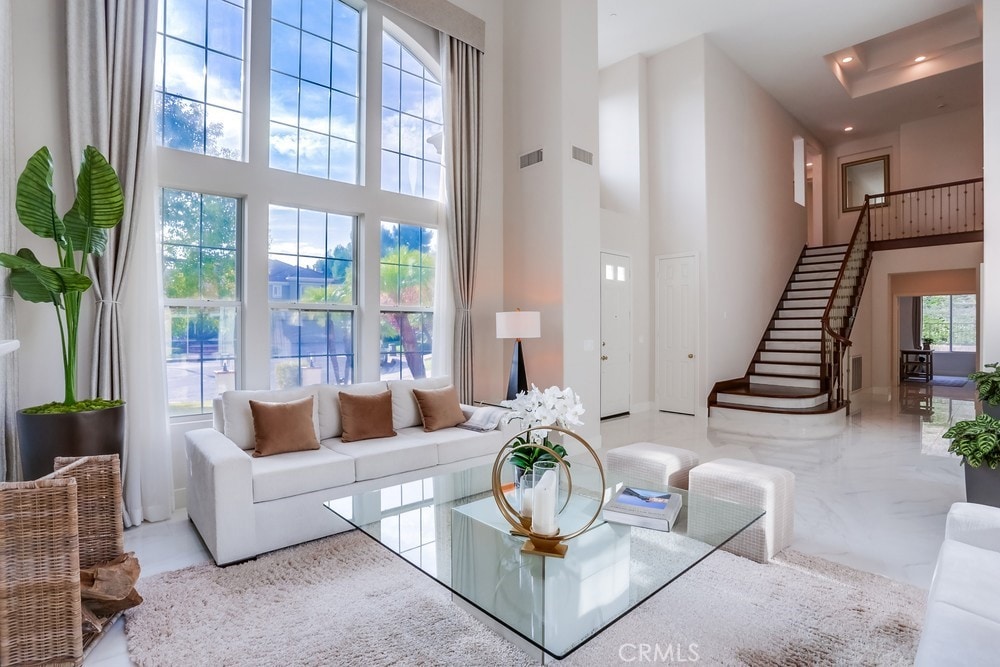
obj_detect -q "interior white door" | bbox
[600,253,631,418]
[656,254,698,415]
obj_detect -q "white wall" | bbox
[642,37,815,415]
[824,106,984,245]
[983,2,1000,365]
[10,0,88,410]
[503,0,602,444]
[702,39,812,397]
[599,55,652,411]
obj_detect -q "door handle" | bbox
[688,353,694,359]
[601,355,609,361]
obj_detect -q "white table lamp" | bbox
[496,310,540,400]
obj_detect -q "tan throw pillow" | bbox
[249,396,321,458]
[412,385,466,432]
[339,390,397,442]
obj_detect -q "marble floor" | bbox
[84,382,975,665]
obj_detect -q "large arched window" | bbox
[380,32,443,200]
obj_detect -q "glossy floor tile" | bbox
[85,384,974,665]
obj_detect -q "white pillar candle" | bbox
[532,470,558,535]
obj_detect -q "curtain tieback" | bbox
[98,299,122,306]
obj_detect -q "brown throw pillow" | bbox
[412,385,466,432]
[249,396,320,458]
[339,390,397,442]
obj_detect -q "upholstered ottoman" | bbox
[606,442,700,490]
[688,458,795,563]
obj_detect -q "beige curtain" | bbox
[442,36,483,403]
[67,0,174,525]
[0,1,20,482]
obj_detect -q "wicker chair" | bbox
[0,455,123,666]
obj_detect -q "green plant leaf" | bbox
[0,249,91,304]
[15,147,65,243]
[64,145,124,257]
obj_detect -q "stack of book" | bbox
[602,485,682,532]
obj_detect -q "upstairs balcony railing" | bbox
[868,178,984,247]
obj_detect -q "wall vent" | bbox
[519,149,543,169]
[571,146,593,165]
[851,356,863,392]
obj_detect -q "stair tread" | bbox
[713,402,834,415]
[720,383,825,398]
[755,360,821,367]
[751,371,823,380]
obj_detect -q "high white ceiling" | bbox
[597,0,983,146]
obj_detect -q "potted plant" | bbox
[502,385,584,483]
[968,362,1000,420]
[0,146,125,480]
[921,337,933,351]
[943,414,1000,508]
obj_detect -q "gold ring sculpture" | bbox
[491,425,606,558]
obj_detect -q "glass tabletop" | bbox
[324,461,763,660]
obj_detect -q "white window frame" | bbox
[156,0,448,416]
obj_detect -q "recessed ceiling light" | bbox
[844,126,854,132]
[914,55,927,63]
[806,162,813,167]
[840,56,854,64]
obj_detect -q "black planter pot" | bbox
[17,404,125,480]
[965,463,1000,508]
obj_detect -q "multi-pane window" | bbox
[270,0,361,182]
[922,295,976,352]
[161,189,241,415]
[155,0,245,159]
[269,205,356,387]
[381,33,443,199]
[380,222,435,380]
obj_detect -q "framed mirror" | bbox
[841,155,889,212]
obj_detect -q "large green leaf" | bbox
[0,248,91,304]
[14,147,65,242]
[64,145,124,257]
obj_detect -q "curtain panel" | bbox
[0,1,20,481]
[442,36,483,403]
[67,0,174,525]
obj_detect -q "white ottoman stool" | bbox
[606,442,700,490]
[688,458,795,563]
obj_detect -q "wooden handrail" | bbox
[821,199,868,345]
[871,176,983,199]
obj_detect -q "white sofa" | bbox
[185,377,510,565]
[915,502,1000,665]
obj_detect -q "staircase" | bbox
[709,244,847,416]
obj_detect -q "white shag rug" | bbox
[125,531,925,666]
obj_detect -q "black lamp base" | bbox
[506,339,528,401]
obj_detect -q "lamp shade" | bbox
[496,311,540,339]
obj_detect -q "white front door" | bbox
[656,254,698,415]
[601,252,631,418]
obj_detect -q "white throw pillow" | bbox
[222,387,319,450]
[387,377,451,429]
[317,381,389,439]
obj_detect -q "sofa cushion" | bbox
[222,387,319,450]
[250,447,356,503]
[413,385,466,432]
[317,381,387,439]
[432,427,509,465]
[250,396,321,457]
[327,428,438,481]
[916,597,1000,666]
[927,539,1000,625]
[387,377,451,429]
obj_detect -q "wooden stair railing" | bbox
[869,177,984,247]
[821,198,874,411]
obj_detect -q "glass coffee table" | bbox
[324,461,763,661]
